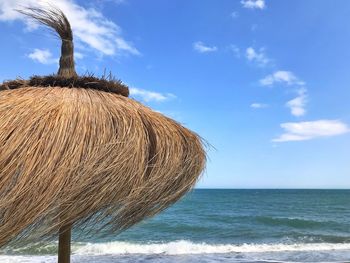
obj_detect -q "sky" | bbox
[0,0,349,188]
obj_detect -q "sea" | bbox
[1,189,350,263]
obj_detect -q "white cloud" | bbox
[273,120,350,142]
[286,96,306,117]
[193,41,218,53]
[0,0,140,56]
[286,89,307,117]
[115,38,140,56]
[246,47,269,66]
[74,52,84,59]
[130,88,176,103]
[251,103,268,109]
[260,71,304,86]
[28,48,57,64]
[260,71,308,117]
[241,0,266,9]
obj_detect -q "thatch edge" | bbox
[0,75,129,97]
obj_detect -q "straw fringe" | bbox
[0,87,206,246]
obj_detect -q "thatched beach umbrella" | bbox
[0,6,205,263]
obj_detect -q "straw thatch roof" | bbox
[0,5,206,247]
[0,86,205,246]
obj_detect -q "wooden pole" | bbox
[58,225,71,263]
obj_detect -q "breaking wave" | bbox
[73,240,350,255]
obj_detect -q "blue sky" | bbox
[0,0,350,188]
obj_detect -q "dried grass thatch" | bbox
[0,86,206,246]
[0,75,129,97]
[0,4,206,250]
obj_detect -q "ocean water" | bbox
[1,189,350,262]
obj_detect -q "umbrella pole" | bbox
[58,224,71,263]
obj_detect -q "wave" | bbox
[3,240,350,256]
[73,240,350,255]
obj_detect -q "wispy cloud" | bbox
[28,48,57,64]
[241,0,266,9]
[246,47,270,67]
[251,103,268,109]
[193,41,218,53]
[130,88,176,103]
[286,88,307,117]
[74,52,85,59]
[260,71,308,117]
[115,38,140,56]
[260,71,304,86]
[0,0,140,56]
[273,120,350,142]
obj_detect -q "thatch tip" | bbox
[17,6,77,78]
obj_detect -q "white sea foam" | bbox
[1,242,350,263]
[0,255,55,263]
[1,241,350,263]
[74,240,350,255]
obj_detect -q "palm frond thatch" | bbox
[0,87,206,246]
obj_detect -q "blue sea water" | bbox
[1,189,350,262]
